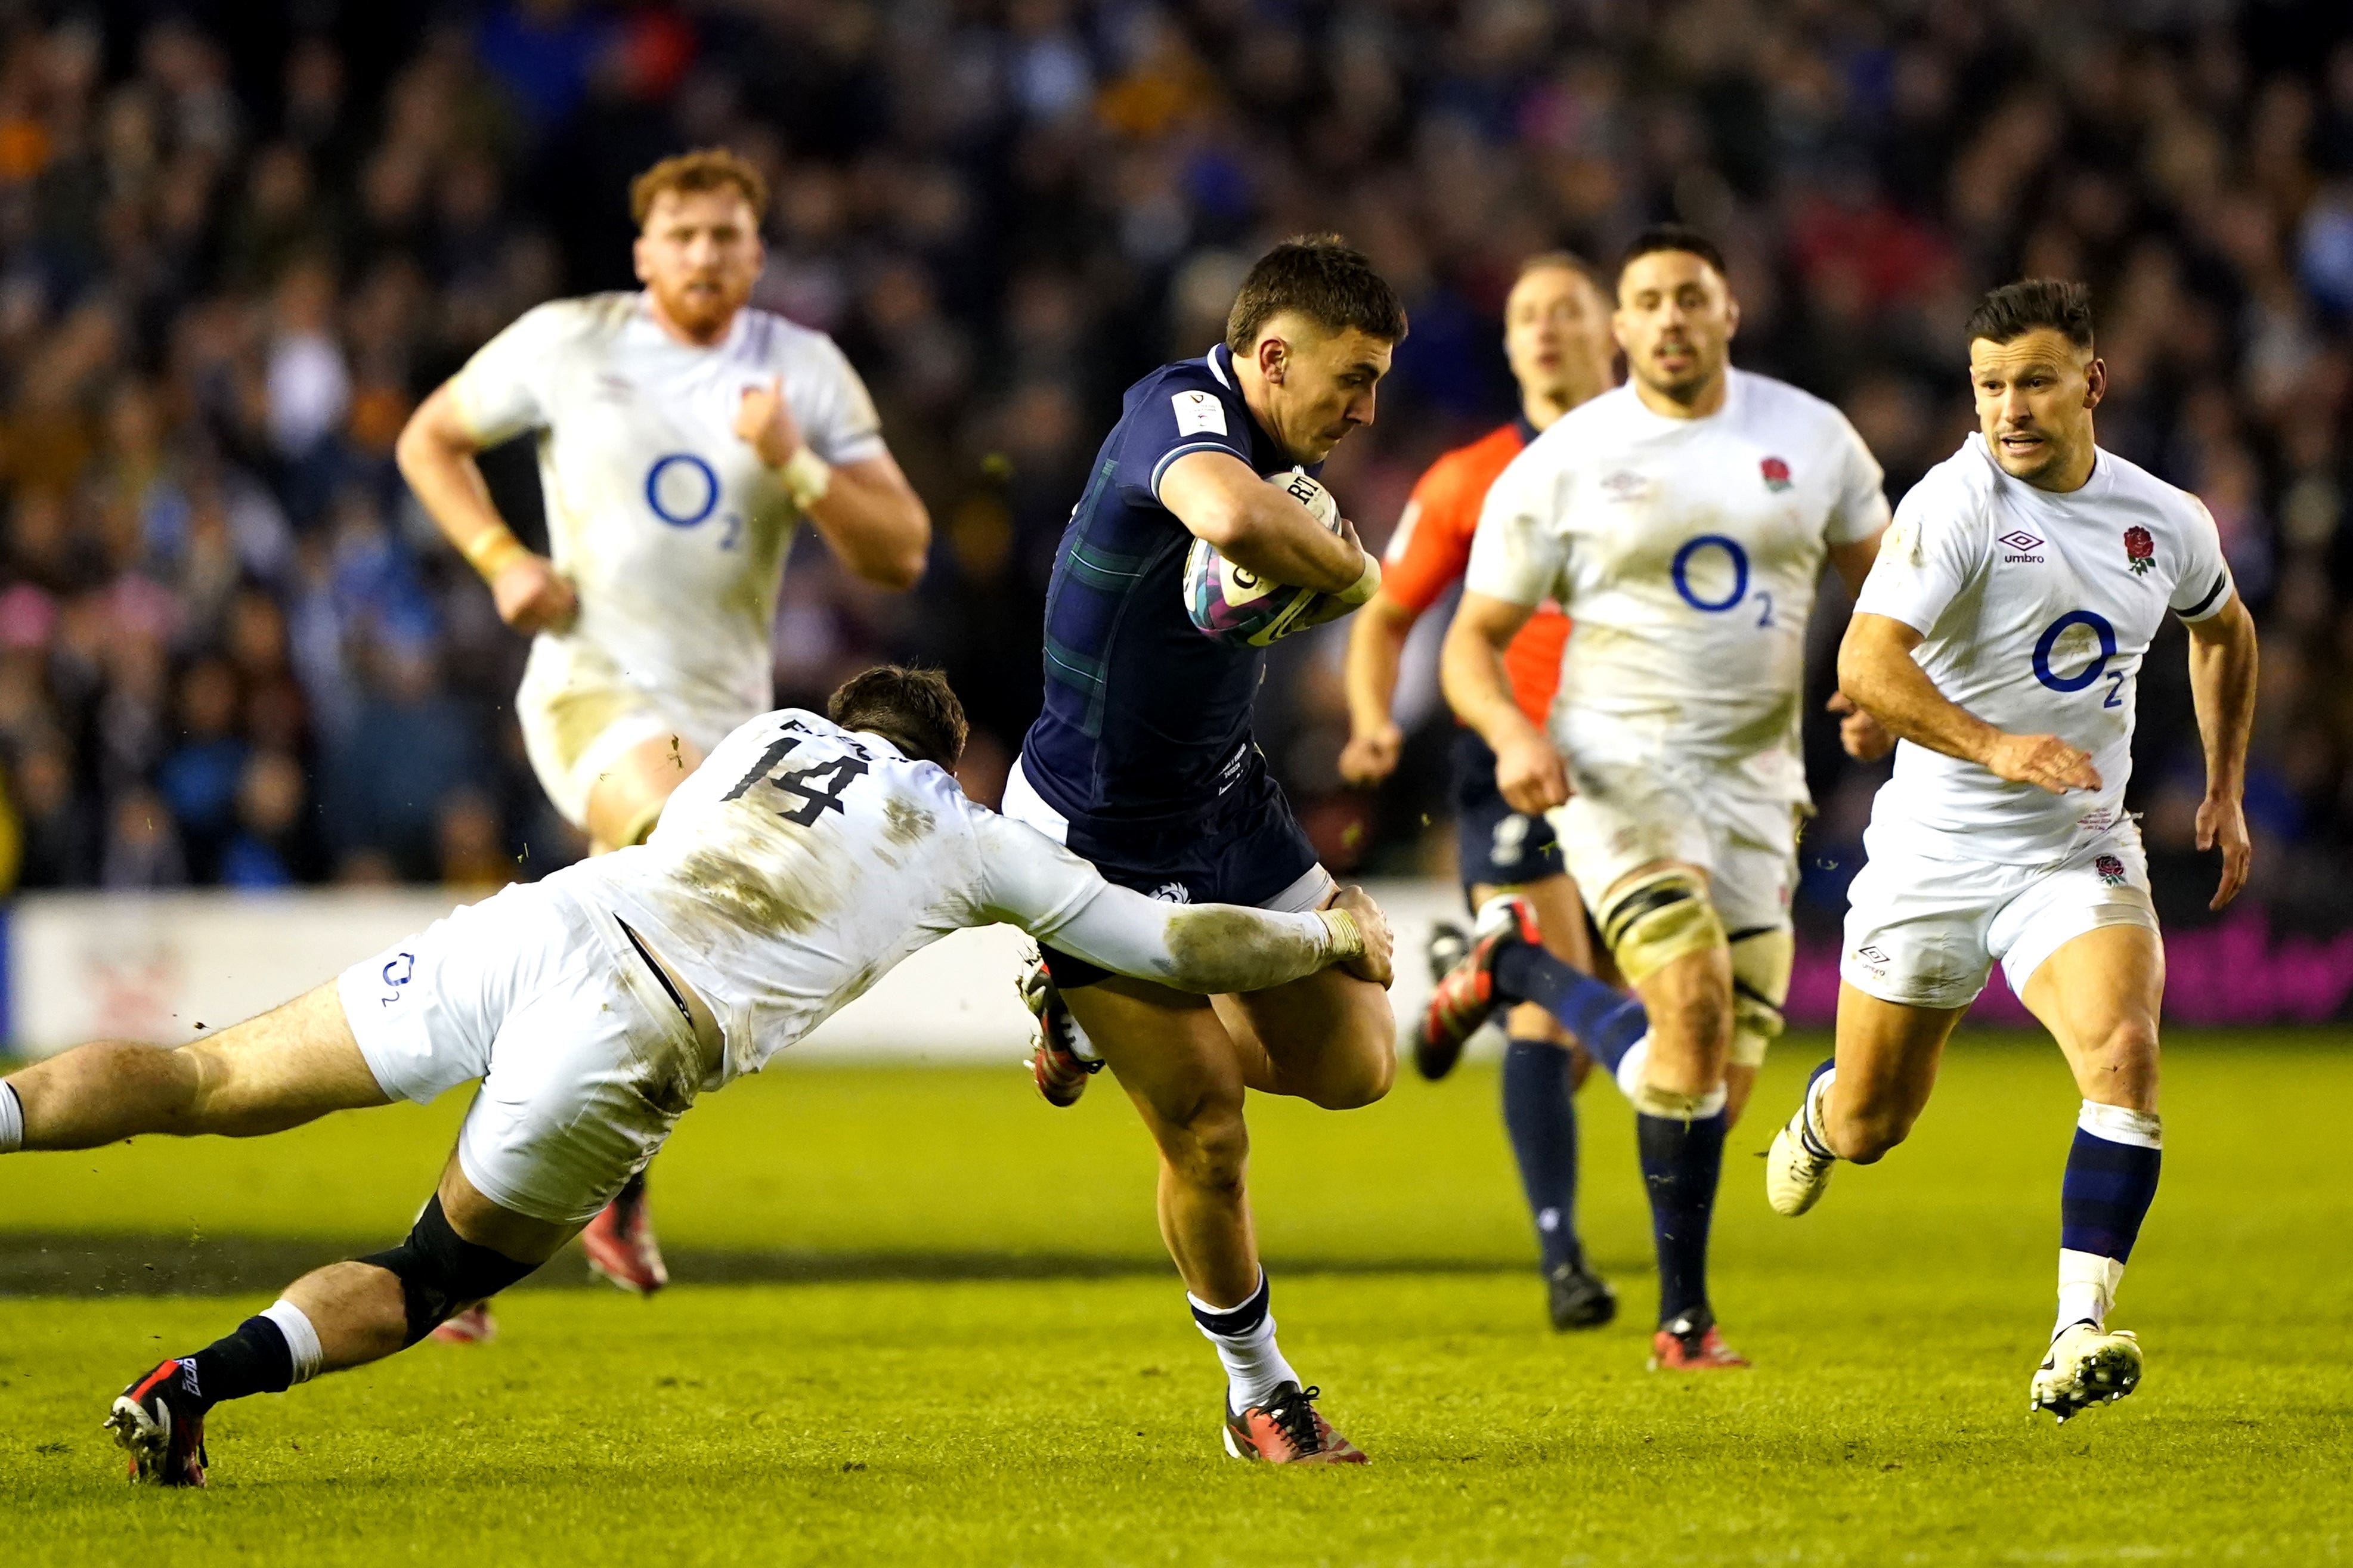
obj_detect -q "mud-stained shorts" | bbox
[337,879,708,1225]
[516,638,741,830]
[1550,757,1803,936]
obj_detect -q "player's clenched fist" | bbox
[1493,730,1569,816]
[1329,884,1395,987]
[490,553,578,634]
[1826,690,1894,761]
[733,376,806,469]
[1984,731,2100,795]
[1338,720,1402,786]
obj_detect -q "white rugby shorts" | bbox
[1841,819,2159,1011]
[516,638,741,829]
[1549,757,1802,935]
[337,879,710,1225]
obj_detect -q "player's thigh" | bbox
[1063,977,1256,1162]
[584,730,705,853]
[2018,924,2164,1111]
[1827,983,1965,1159]
[182,981,392,1132]
[457,937,705,1228]
[1213,962,1395,1111]
[436,1151,580,1267]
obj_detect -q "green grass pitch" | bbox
[2,1033,2348,1566]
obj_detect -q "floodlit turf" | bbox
[4,1034,2350,1566]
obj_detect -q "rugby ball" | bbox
[1182,469,1343,646]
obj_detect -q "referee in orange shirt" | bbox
[1340,252,1620,1330]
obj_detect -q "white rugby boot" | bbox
[1764,1070,1838,1216]
[2030,1321,2143,1424]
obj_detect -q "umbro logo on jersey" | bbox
[1760,456,1792,491]
[1150,882,1192,904]
[1998,529,2045,563]
[1601,470,1649,502]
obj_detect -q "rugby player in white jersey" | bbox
[1762,280,2257,1423]
[395,148,929,1313]
[0,668,1395,1486]
[1430,225,1893,1370]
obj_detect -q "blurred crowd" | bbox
[0,1,2346,934]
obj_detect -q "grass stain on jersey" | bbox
[883,798,934,847]
[676,846,829,934]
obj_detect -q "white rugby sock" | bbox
[1188,1273,1299,1411]
[0,1081,22,1152]
[1613,1035,1649,1101]
[2055,1250,2126,1340]
[261,1299,324,1384]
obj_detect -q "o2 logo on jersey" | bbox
[1671,534,1776,626]
[2032,609,2125,708]
[645,453,743,549]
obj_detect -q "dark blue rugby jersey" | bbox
[1018,343,1317,822]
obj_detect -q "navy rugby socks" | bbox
[1637,1109,1727,1329]
[1500,1039,1585,1274]
[175,1300,324,1414]
[1490,941,1648,1073]
[2055,1102,2162,1334]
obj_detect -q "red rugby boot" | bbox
[1023,957,1100,1108]
[1649,1313,1751,1371]
[583,1171,668,1296]
[106,1359,208,1487]
[1412,895,1541,1081]
[1221,1382,1368,1465]
[430,1303,498,1344]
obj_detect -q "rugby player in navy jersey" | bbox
[1002,237,1400,1462]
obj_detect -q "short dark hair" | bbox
[1965,279,2095,350]
[1617,223,1727,284]
[1224,235,1407,356]
[826,665,969,769]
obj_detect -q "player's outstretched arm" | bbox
[1839,612,2100,794]
[973,814,1391,991]
[735,377,929,589]
[1339,591,1419,785]
[397,384,577,634]
[1441,591,1565,814]
[1159,450,1378,600]
[2184,593,2258,909]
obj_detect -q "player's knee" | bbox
[356,1194,540,1347]
[1728,925,1792,1071]
[1831,1102,1915,1164]
[2078,1017,2160,1102]
[1598,866,1726,994]
[1299,1024,1395,1111]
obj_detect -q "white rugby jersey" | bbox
[451,293,888,734]
[557,709,1342,1082]
[1466,370,1888,802]
[1854,434,2234,860]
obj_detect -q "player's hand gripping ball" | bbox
[1182,469,1343,646]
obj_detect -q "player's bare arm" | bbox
[1338,591,1417,784]
[1839,611,2099,794]
[1440,590,1566,814]
[2184,592,2257,909]
[1158,449,1373,596]
[1826,529,1895,761]
[396,385,577,634]
[734,376,928,590]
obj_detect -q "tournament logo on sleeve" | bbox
[2123,526,2154,575]
[1172,390,1227,436]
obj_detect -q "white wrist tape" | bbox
[779,446,832,509]
[1336,548,1382,607]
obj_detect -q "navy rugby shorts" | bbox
[1453,729,1567,898]
[1004,755,1332,990]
